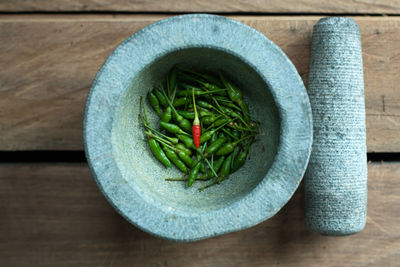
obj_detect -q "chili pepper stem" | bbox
[233,135,254,145]
[145,131,173,145]
[230,123,258,133]
[205,117,236,132]
[191,149,218,178]
[165,177,187,181]
[145,131,177,152]
[199,181,217,191]
[211,96,254,130]
[160,89,179,115]
[192,149,218,178]
[222,128,238,140]
[143,123,178,143]
[140,96,150,125]
[204,158,218,178]
[166,78,171,99]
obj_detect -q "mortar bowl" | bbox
[84,14,312,242]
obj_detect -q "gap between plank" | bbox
[0,151,399,163]
[0,11,399,16]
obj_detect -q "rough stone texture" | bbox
[84,14,312,242]
[305,17,367,235]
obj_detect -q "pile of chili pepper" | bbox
[141,67,259,191]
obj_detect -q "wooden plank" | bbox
[0,15,399,152]
[1,0,400,14]
[0,162,398,266]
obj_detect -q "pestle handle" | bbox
[305,17,368,235]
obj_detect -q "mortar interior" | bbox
[112,47,280,213]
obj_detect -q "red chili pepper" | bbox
[192,88,201,148]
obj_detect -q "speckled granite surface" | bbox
[305,17,368,235]
[84,14,312,241]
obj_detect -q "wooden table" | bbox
[1,2,399,266]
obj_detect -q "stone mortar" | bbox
[84,14,313,242]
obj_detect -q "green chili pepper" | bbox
[177,134,195,149]
[219,72,249,120]
[210,132,218,143]
[154,136,194,169]
[148,139,172,167]
[162,92,192,132]
[154,88,168,107]
[163,146,188,173]
[197,100,214,109]
[219,72,241,102]
[217,154,233,183]
[231,141,252,173]
[187,104,211,112]
[207,117,230,129]
[200,82,222,91]
[140,96,171,168]
[169,137,179,145]
[147,91,161,116]
[231,129,240,139]
[188,154,202,187]
[177,88,202,97]
[200,109,215,117]
[161,106,172,122]
[205,135,227,155]
[160,121,188,135]
[215,136,251,156]
[177,88,226,97]
[200,161,206,173]
[176,143,192,156]
[200,110,214,117]
[221,101,242,112]
[177,110,195,120]
[200,131,214,144]
[230,146,240,170]
[177,151,193,167]
[178,81,201,90]
[173,97,188,107]
[201,115,221,126]
[177,110,213,120]
[215,141,237,156]
[219,105,240,118]
[213,156,226,173]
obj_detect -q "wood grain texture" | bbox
[0,162,398,266]
[1,0,400,14]
[0,15,399,151]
